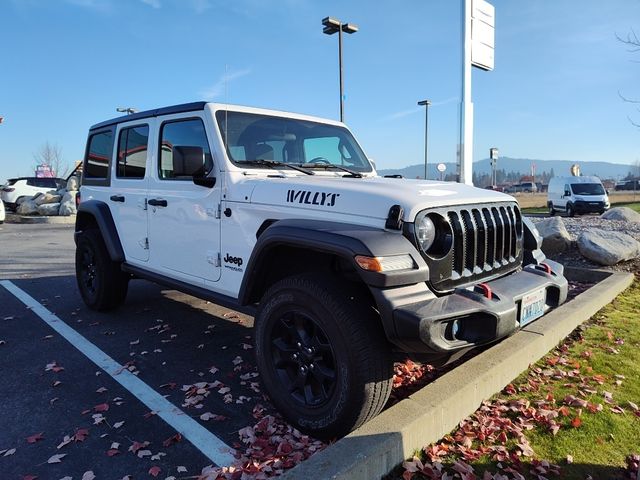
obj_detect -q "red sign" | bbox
[35,164,55,178]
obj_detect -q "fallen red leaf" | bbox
[93,403,109,413]
[571,417,582,428]
[148,466,161,477]
[26,432,44,444]
[73,428,89,442]
[106,449,120,457]
[162,433,182,447]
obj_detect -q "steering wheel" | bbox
[306,157,331,165]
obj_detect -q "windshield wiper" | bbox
[238,159,314,175]
[298,163,363,178]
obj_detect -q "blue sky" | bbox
[1,0,639,181]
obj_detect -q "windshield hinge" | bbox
[215,203,222,219]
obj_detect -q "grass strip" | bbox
[386,281,640,480]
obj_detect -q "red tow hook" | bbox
[475,283,493,300]
[541,263,552,274]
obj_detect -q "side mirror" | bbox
[564,190,571,197]
[194,177,216,188]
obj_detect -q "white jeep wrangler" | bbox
[75,102,567,440]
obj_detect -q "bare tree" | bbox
[617,29,640,127]
[32,141,68,178]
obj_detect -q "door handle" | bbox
[110,195,125,202]
[148,198,168,207]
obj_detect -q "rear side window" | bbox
[85,130,114,180]
[117,125,149,179]
[34,178,58,188]
[159,119,213,180]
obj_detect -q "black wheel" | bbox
[75,229,128,311]
[254,274,393,440]
[566,203,575,217]
[548,203,555,216]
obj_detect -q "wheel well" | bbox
[76,211,98,232]
[246,246,373,307]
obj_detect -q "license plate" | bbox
[520,288,546,326]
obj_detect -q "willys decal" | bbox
[286,190,340,207]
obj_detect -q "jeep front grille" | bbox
[412,202,523,292]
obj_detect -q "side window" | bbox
[26,178,37,186]
[85,130,114,179]
[159,119,213,180]
[117,125,149,179]
[564,184,571,194]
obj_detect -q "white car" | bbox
[1,177,63,211]
[0,198,5,224]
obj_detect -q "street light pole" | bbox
[117,107,138,115]
[322,17,358,122]
[418,100,431,180]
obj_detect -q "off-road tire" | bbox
[76,229,128,311]
[254,274,393,440]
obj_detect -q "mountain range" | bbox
[377,157,637,181]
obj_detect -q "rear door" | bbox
[146,114,221,285]
[110,121,152,262]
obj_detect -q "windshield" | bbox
[216,111,373,173]
[571,183,605,195]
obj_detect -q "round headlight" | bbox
[416,215,436,251]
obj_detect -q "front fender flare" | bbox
[238,219,429,305]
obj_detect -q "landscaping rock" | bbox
[58,192,77,216]
[577,229,640,266]
[601,207,640,223]
[535,216,572,254]
[17,199,38,215]
[37,203,61,216]
[66,176,79,191]
[35,193,62,206]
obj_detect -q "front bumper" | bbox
[374,259,568,362]
[574,200,607,213]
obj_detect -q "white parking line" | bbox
[0,280,236,467]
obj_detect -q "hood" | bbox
[244,174,514,222]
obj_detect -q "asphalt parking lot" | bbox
[0,222,271,479]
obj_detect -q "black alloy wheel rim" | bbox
[80,247,97,295]
[269,310,337,408]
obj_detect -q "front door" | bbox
[147,114,221,285]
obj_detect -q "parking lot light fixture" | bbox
[417,100,431,180]
[322,16,359,122]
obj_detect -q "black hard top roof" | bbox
[90,102,208,131]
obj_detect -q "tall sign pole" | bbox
[459,0,473,185]
[459,0,495,185]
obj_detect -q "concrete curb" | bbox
[5,213,76,224]
[281,268,634,480]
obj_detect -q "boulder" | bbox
[58,191,77,216]
[66,176,79,191]
[37,203,61,216]
[577,229,640,266]
[535,217,572,254]
[35,193,62,206]
[17,199,38,215]
[601,207,640,223]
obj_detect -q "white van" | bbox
[547,176,610,217]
